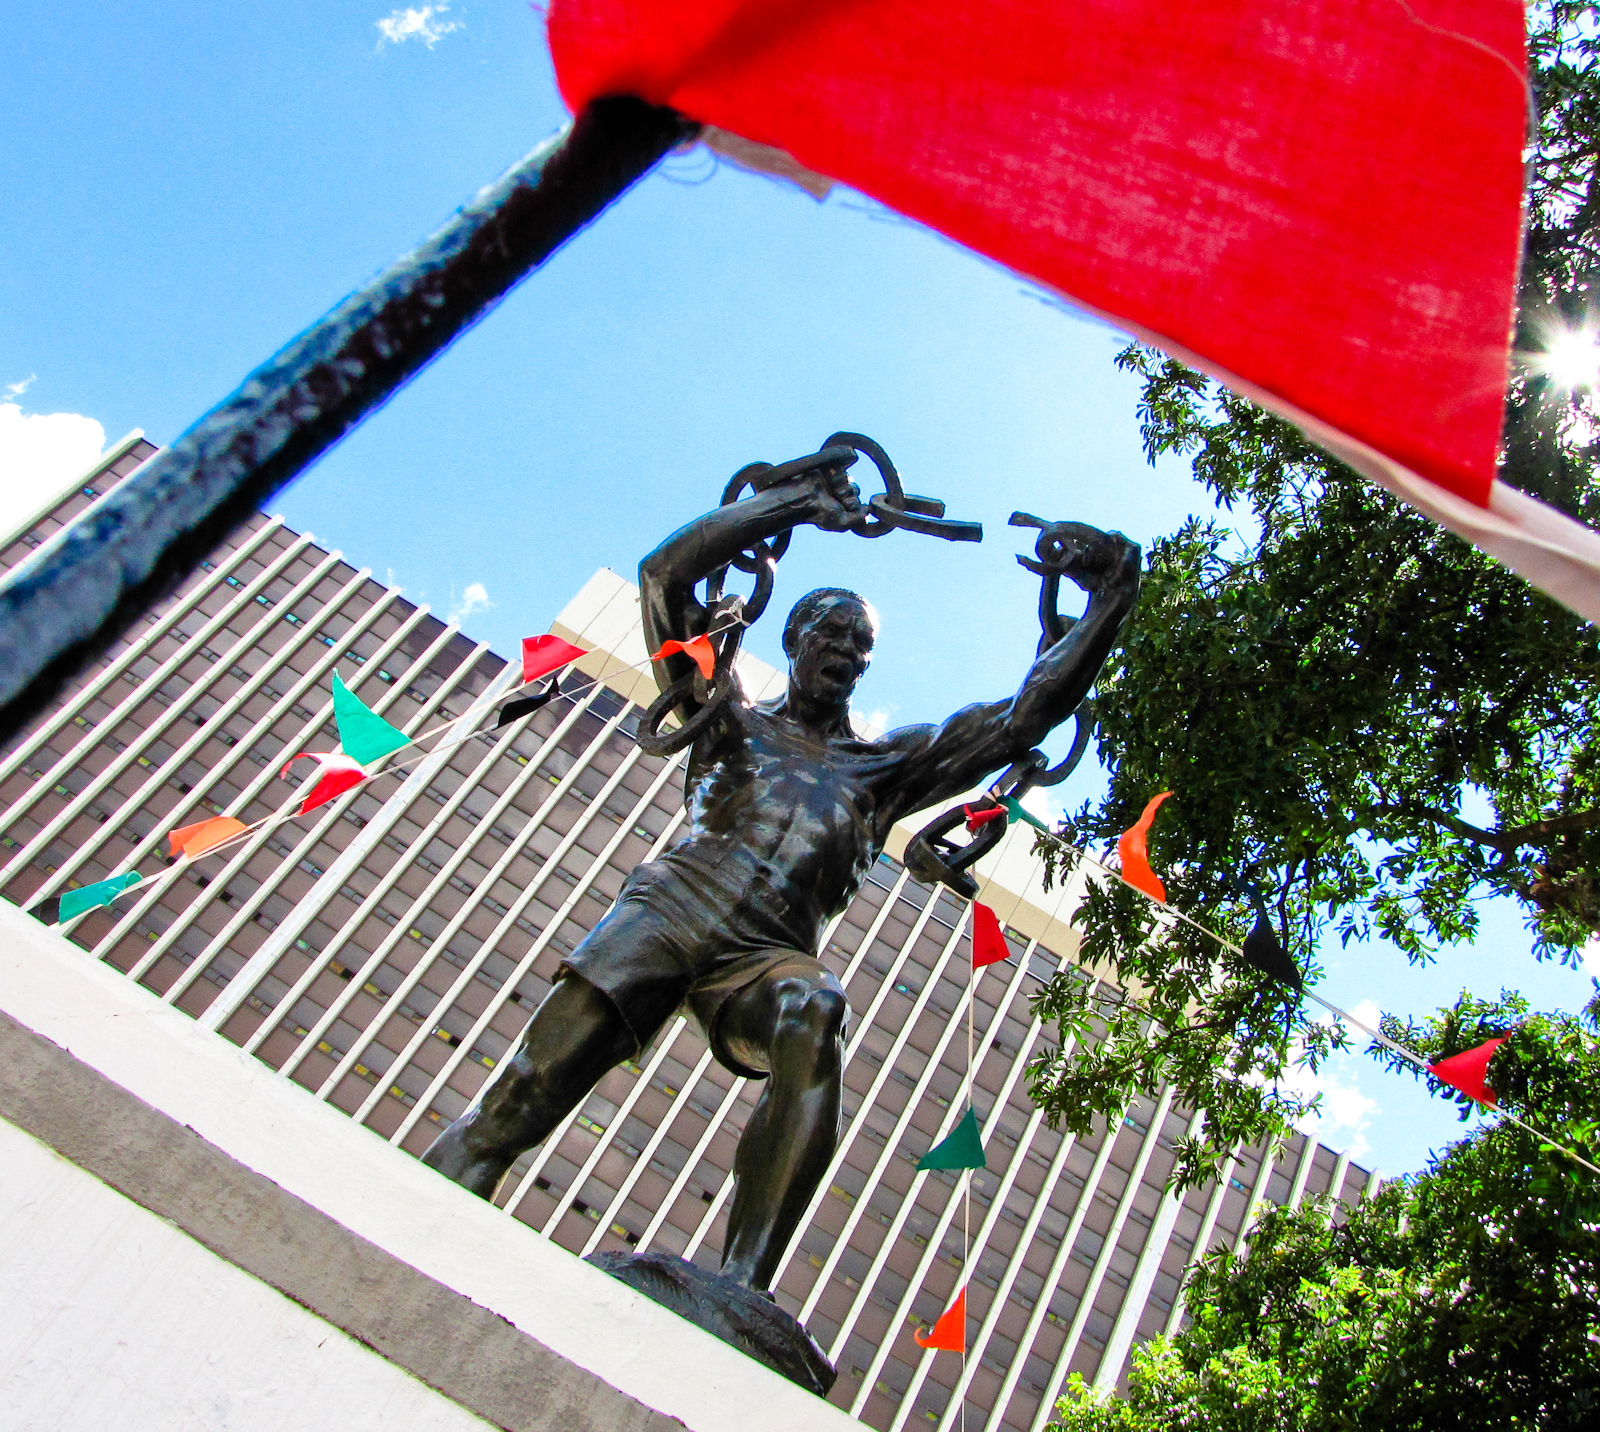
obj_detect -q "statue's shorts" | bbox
[559,849,848,1079]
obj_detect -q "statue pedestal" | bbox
[586,1250,836,1398]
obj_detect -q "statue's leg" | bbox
[715,967,847,1289]
[421,971,635,1200]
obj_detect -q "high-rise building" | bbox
[0,443,1376,1431]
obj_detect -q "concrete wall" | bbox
[0,902,856,1432]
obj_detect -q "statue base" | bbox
[585,1250,836,1397]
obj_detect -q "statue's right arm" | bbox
[639,468,861,692]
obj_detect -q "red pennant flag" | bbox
[522,634,588,685]
[964,803,1006,834]
[167,815,248,859]
[972,901,1009,969]
[281,752,367,815]
[546,8,1600,628]
[1429,1036,1508,1107]
[1116,791,1172,904]
[651,633,716,681]
[914,1286,967,1351]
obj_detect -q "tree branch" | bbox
[1364,802,1600,853]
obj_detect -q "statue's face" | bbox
[790,596,875,705]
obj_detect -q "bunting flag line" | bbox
[522,634,588,684]
[969,805,1600,1177]
[914,1285,967,1352]
[1116,791,1172,904]
[971,901,1009,970]
[651,633,717,681]
[1428,1035,1509,1107]
[167,815,248,859]
[56,872,143,924]
[19,617,744,939]
[332,673,411,767]
[282,751,368,815]
[918,1107,988,1172]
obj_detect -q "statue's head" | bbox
[783,588,876,706]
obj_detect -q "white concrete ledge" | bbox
[0,902,856,1432]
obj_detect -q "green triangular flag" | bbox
[1000,795,1050,834]
[917,1106,987,1171]
[59,871,142,923]
[332,673,410,767]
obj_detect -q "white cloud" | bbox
[1582,935,1600,980]
[0,400,107,537]
[1280,1004,1382,1164]
[6,374,37,399]
[375,4,462,48]
[447,581,493,625]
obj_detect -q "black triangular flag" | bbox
[1240,916,1302,991]
[496,678,563,729]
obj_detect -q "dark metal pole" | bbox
[0,97,697,746]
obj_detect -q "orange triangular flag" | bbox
[972,901,1009,968]
[651,633,716,680]
[167,815,247,859]
[914,1286,967,1351]
[1428,1035,1509,1106]
[1116,791,1173,904]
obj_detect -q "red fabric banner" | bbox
[652,633,717,680]
[972,901,1010,969]
[522,634,588,685]
[1429,1035,1508,1106]
[548,1,1524,513]
[915,1285,967,1351]
[1116,790,1172,905]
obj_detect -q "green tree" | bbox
[1023,2,1600,1186]
[1050,997,1600,1432]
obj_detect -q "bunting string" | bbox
[978,791,1600,1179]
[36,617,746,934]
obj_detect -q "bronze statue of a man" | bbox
[423,461,1140,1290]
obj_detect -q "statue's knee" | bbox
[775,982,848,1049]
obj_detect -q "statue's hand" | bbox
[800,462,865,533]
[1062,527,1142,597]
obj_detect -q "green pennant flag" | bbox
[59,871,142,923]
[332,672,410,767]
[1000,795,1050,834]
[917,1106,987,1171]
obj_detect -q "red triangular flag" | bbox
[972,901,1009,969]
[914,1286,967,1351]
[522,634,587,685]
[1428,1036,1508,1107]
[1116,791,1173,904]
[964,803,1006,834]
[167,815,247,859]
[282,752,367,815]
[651,633,716,680]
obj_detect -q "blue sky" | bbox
[4,2,1593,1178]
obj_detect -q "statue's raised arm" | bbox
[873,523,1141,833]
[638,457,864,695]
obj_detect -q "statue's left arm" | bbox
[875,528,1141,829]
